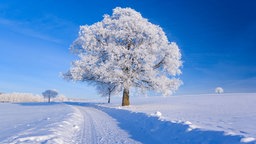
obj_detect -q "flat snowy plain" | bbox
[0,93,255,144]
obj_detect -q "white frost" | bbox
[241,137,256,143]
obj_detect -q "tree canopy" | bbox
[215,87,224,94]
[42,89,58,102]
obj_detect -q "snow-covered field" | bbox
[0,93,255,144]
[121,93,256,139]
[0,103,82,144]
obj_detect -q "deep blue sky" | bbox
[0,0,255,98]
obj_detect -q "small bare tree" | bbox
[42,90,58,102]
[96,82,120,103]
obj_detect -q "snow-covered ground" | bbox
[117,93,256,140]
[0,93,255,144]
[98,93,256,144]
[0,103,82,144]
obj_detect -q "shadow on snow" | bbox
[66,102,254,144]
[16,102,63,106]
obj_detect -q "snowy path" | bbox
[69,102,255,144]
[72,104,140,144]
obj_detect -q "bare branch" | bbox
[153,56,165,69]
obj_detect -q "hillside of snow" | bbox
[119,93,256,138]
[99,93,256,143]
[0,93,255,144]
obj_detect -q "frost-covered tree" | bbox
[42,90,58,102]
[64,7,182,106]
[215,87,224,94]
[0,93,43,103]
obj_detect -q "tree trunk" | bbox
[108,93,110,103]
[122,88,130,106]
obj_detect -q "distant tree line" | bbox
[0,93,43,103]
[0,92,68,103]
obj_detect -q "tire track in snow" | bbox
[77,106,97,144]
[73,104,141,144]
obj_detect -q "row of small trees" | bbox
[0,93,44,103]
[0,90,68,103]
[0,86,224,103]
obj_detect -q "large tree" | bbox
[64,7,182,106]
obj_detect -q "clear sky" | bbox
[0,0,255,98]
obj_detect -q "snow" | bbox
[241,137,256,143]
[101,93,256,143]
[70,103,140,144]
[0,103,81,144]
[135,93,256,138]
[1,93,256,143]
